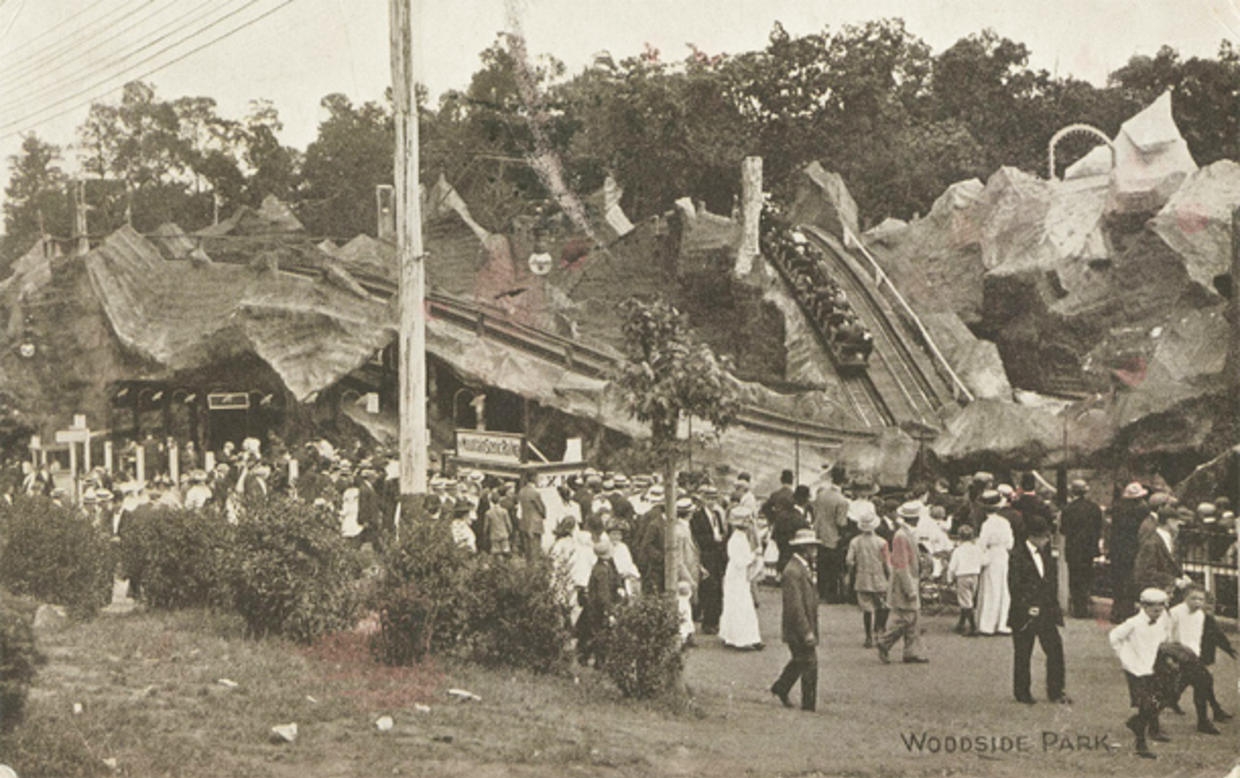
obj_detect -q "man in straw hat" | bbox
[1109,587,1172,758]
[876,502,930,664]
[770,527,823,711]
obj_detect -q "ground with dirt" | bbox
[4,589,1237,777]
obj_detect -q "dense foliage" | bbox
[0,497,114,619]
[6,23,1238,276]
[117,506,235,610]
[599,594,684,699]
[0,591,40,733]
[227,497,363,643]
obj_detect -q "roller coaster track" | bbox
[799,225,952,431]
[263,255,878,447]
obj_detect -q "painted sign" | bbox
[455,429,523,465]
[207,392,250,410]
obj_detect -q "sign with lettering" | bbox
[207,392,250,410]
[455,429,523,465]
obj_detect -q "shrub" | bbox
[599,594,683,699]
[455,555,573,673]
[227,497,362,643]
[369,519,470,665]
[118,506,234,610]
[0,497,113,619]
[0,591,39,733]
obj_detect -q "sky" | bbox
[0,0,1237,210]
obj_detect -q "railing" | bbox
[837,225,975,404]
[1090,527,1237,618]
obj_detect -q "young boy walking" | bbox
[946,524,982,635]
[1168,584,1234,732]
[845,508,890,647]
[1109,588,1172,759]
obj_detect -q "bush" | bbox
[0,497,114,619]
[228,497,363,643]
[118,506,234,610]
[455,555,573,673]
[369,519,470,665]
[599,594,683,699]
[0,592,39,733]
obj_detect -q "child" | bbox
[676,580,696,648]
[845,508,890,648]
[1109,588,1172,759]
[947,525,983,635]
[1168,584,1234,731]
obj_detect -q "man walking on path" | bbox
[1008,517,1070,705]
[877,502,929,664]
[1060,479,1102,618]
[771,528,823,712]
[517,474,547,561]
[812,465,850,602]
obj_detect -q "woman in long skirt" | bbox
[719,505,763,649]
[975,490,1014,635]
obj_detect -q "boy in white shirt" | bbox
[946,525,983,636]
[1109,587,1172,759]
[1168,584,1233,732]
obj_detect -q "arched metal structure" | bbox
[1048,123,1115,180]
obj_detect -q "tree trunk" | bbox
[663,458,677,595]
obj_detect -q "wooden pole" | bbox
[104,440,113,473]
[390,0,428,502]
[74,180,89,256]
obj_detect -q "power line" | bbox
[0,0,294,138]
[0,0,164,90]
[0,0,249,114]
[1,0,110,60]
[0,0,26,41]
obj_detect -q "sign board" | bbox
[55,428,90,444]
[455,429,523,465]
[208,392,250,410]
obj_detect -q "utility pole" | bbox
[390,0,428,503]
[74,180,89,256]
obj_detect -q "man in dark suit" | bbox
[1109,482,1150,622]
[771,529,822,712]
[1133,506,1188,595]
[761,470,799,571]
[1060,479,1103,618]
[689,485,725,634]
[1008,516,1069,705]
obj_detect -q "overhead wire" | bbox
[1,0,107,57]
[0,0,296,139]
[0,0,26,41]
[0,0,172,94]
[0,0,259,117]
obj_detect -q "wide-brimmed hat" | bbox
[1197,502,1216,517]
[856,512,880,532]
[728,505,754,524]
[789,528,824,547]
[996,484,1014,498]
[897,500,923,520]
[972,471,994,484]
[1123,482,1149,499]
[1148,491,1171,507]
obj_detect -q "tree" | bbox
[2,135,70,274]
[613,297,741,591]
[298,93,394,238]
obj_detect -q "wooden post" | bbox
[135,446,146,486]
[104,440,113,473]
[74,180,89,256]
[83,431,92,472]
[391,0,429,503]
[1229,208,1240,418]
[68,441,78,504]
[204,451,216,472]
[288,458,299,484]
[169,441,179,485]
[30,436,39,468]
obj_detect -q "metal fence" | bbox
[1090,527,1237,618]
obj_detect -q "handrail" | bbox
[837,225,975,404]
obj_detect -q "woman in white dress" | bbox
[719,505,764,649]
[975,489,1014,635]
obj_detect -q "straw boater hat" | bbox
[613,474,630,488]
[788,528,824,547]
[697,484,718,498]
[675,497,695,514]
[996,484,1015,499]
[897,501,923,520]
[856,510,880,533]
[1198,502,1216,519]
[1069,479,1088,496]
[972,471,994,484]
[646,484,665,501]
[1148,491,1171,508]
[1122,482,1149,499]
[979,489,1007,509]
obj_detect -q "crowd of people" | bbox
[759,208,874,363]
[3,438,1237,760]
